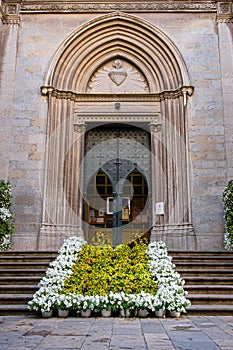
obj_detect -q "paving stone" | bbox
[38,335,85,349]
[172,341,220,350]
[0,316,233,349]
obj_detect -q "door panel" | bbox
[84,125,151,245]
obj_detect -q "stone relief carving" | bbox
[21,2,216,14]
[2,3,21,25]
[217,2,233,22]
[87,59,149,94]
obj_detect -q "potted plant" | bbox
[99,295,112,317]
[55,294,73,317]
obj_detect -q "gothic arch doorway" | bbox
[39,13,195,250]
[83,124,151,246]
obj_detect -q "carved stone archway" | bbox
[38,13,195,250]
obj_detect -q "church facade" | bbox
[0,0,232,251]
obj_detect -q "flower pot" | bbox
[120,309,131,317]
[58,309,69,318]
[101,309,112,317]
[155,309,164,318]
[41,310,53,318]
[81,309,92,318]
[170,311,181,318]
[138,309,148,318]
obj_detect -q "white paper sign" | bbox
[155,202,164,215]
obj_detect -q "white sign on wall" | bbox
[155,202,164,215]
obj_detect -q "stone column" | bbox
[217,2,233,179]
[0,3,20,179]
[73,120,86,227]
[38,90,85,249]
[150,118,163,240]
[151,90,195,249]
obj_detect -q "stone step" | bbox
[0,262,50,269]
[0,294,33,305]
[174,262,233,269]
[0,304,35,316]
[185,285,233,294]
[188,294,233,305]
[0,269,47,277]
[172,257,233,263]
[0,285,38,294]
[187,304,233,316]
[176,268,233,277]
[0,276,41,285]
[182,276,233,285]
[170,251,233,256]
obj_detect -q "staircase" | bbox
[171,251,233,315]
[0,250,233,316]
[0,251,57,315]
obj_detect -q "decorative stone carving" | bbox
[87,59,149,94]
[21,2,217,14]
[217,2,233,23]
[2,3,20,25]
[108,60,128,86]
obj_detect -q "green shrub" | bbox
[222,180,233,250]
[63,239,157,296]
[0,180,13,250]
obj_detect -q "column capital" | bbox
[2,2,21,25]
[74,121,86,133]
[149,119,161,133]
[216,2,233,23]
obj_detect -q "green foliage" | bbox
[0,180,13,250]
[223,180,233,250]
[63,239,157,296]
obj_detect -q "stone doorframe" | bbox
[37,13,196,250]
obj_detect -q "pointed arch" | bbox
[45,12,190,92]
[39,12,195,251]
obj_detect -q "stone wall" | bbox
[0,1,232,250]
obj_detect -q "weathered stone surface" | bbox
[0,1,232,250]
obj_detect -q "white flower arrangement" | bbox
[28,237,191,316]
[28,236,85,312]
[0,207,12,221]
[146,241,191,313]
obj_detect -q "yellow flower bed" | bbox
[63,239,157,296]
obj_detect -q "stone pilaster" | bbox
[216,2,233,180]
[0,1,20,179]
[150,90,196,249]
[38,89,85,250]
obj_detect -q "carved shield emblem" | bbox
[108,60,127,86]
[109,71,127,86]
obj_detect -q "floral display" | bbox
[0,180,14,250]
[222,180,233,250]
[28,236,191,317]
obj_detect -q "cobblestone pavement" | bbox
[0,315,233,350]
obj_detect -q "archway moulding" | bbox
[44,13,191,92]
[38,12,196,251]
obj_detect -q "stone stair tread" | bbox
[175,262,233,266]
[185,285,233,289]
[177,268,233,272]
[0,293,33,299]
[188,304,233,311]
[0,276,41,283]
[188,294,233,299]
[0,284,38,290]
